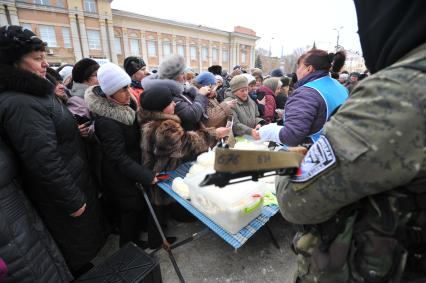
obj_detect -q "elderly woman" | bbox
[138,80,229,247]
[258,77,282,124]
[138,80,229,172]
[259,49,348,146]
[224,75,264,138]
[84,63,157,248]
[0,25,107,276]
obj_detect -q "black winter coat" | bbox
[85,86,154,211]
[0,138,73,283]
[0,65,108,272]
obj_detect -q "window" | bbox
[177,44,185,57]
[147,37,157,57]
[84,0,97,13]
[201,47,208,61]
[222,50,229,62]
[62,27,71,48]
[34,0,50,5]
[190,46,197,60]
[129,39,140,56]
[39,25,57,47]
[56,0,64,7]
[22,23,32,32]
[212,48,218,62]
[241,50,247,63]
[162,39,172,57]
[114,37,122,54]
[87,29,101,50]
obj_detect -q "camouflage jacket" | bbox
[277,42,426,282]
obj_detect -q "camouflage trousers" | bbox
[291,211,407,283]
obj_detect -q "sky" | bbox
[111,0,362,57]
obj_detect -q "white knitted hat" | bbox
[97,63,131,96]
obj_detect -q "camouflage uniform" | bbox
[277,42,426,282]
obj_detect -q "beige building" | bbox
[0,0,259,72]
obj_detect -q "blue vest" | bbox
[304,76,348,142]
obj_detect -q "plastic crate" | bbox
[76,242,162,283]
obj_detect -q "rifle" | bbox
[200,147,304,187]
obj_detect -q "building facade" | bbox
[0,0,259,72]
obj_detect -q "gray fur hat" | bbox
[158,54,186,80]
[230,75,248,93]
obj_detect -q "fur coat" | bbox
[138,110,217,173]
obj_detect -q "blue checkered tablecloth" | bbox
[157,163,280,249]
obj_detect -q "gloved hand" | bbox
[258,123,283,143]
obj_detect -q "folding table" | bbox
[156,163,281,250]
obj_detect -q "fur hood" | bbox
[85,85,136,125]
[0,64,54,97]
[137,109,181,125]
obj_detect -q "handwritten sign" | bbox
[214,148,303,173]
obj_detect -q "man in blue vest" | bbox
[257,49,348,146]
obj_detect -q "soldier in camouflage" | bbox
[276,1,426,282]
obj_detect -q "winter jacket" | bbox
[142,74,208,131]
[0,65,108,272]
[138,110,217,173]
[204,97,232,128]
[0,138,73,283]
[129,80,144,108]
[258,85,276,124]
[279,70,329,146]
[68,82,91,118]
[224,93,264,137]
[85,86,155,211]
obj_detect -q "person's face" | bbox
[54,83,66,97]
[207,84,218,98]
[162,101,176,114]
[296,60,314,80]
[255,78,262,90]
[86,71,98,86]
[234,87,249,101]
[216,80,223,87]
[350,76,358,82]
[275,82,283,95]
[132,67,148,82]
[176,72,185,83]
[18,51,49,77]
[248,82,256,93]
[112,86,131,104]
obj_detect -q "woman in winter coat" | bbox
[85,63,157,248]
[0,25,107,276]
[0,138,73,283]
[224,75,264,138]
[142,54,210,131]
[259,77,282,124]
[259,49,349,146]
[138,80,229,175]
[193,71,236,128]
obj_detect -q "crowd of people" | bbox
[0,0,425,281]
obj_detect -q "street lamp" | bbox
[333,26,343,51]
[268,37,274,72]
[268,37,275,57]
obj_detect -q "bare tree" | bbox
[282,47,308,74]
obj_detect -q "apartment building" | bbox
[0,0,259,72]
